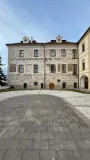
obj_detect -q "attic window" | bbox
[58,38,60,41]
[24,39,27,41]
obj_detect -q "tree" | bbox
[0,55,7,86]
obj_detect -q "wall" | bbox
[8,44,78,89]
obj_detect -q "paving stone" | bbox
[0,150,7,160]
[22,150,40,160]
[29,132,41,140]
[74,150,90,160]
[76,140,90,150]
[54,132,67,140]
[62,140,79,150]
[17,140,33,149]
[57,151,76,160]
[3,140,20,149]
[0,140,6,148]
[49,139,64,150]
[40,151,57,160]
[4,150,23,160]
[42,132,54,140]
[33,140,48,150]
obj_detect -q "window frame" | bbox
[50,49,56,57]
[19,50,24,57]
[82,62,85,70]
[62,64,66,73]
[34,64,38,73]
[34,50,38,57]
[61,49,66,57]
[19,65,24,73]
[73,64,77,75]
[50,64,56,73]
[72,49,77,59]
[82,43,85,52]
[34,82,38,86]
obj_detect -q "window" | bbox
[62,64,66,73]
[34,50,38,57]
[73,64,77,75]
[34,82,38,86]
[10,64,16,72]
[82,62,85,70]
[72,50,77,59]
[50,64,56,73]
[19,65,24,73]
[82,44,85,52]
[50,50,56,57]
[19,50,24,57]
[57,79,60,82]
[61,49,66,57]
[74,83,77,88]
[34,65,38,73]
[62,82,66,89]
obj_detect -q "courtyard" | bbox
[0,90,90,160]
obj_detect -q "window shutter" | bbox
[58,64,60,72]
[18,65,20,72]
[68,64,73,71]
[10,64,16,72]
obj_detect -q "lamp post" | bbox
[42,43,46,89]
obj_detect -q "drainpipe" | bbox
[42,43,46,89]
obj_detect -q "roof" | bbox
[6,41,76,46]
[77,26,90,44]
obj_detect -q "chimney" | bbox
[31,37,33,43]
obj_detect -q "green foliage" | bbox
[0,55,7,85]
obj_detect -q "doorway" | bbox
[49,82,55,89]
[41,83,44,89]
[24,83,27,89]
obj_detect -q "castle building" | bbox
[6,27,90,90]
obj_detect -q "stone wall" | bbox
[8,44,78,89]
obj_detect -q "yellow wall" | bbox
[79,31,90,89]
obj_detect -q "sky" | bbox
[0,0,90,74]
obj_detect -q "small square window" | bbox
[34,82,38,86]
[50,50,56,57]
[57,79,60,82]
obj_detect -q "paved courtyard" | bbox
[0,92,90,160]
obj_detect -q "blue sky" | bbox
[0,0,90,74]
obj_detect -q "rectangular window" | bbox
[82,44,85,52]
[61,49,66,57]
[34,50,38,57]
[34,82,38,86]
[72,49,77,59]
[74,83,77,88]
[34,65,38,73]
[10,64,16,72]
[62,82,66,89]
[50,64,56,73]
[19,50,24,57]
[82,62,85,70]
[62,64,66,73]
[50,50,56,57]
[19,65,24,73]
[73,64,77,75]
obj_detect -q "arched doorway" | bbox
[49,82,55,89]
[80,76,88,89]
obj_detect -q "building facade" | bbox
[6,27,90,90]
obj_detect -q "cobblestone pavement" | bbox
[0,94,90,160]
[0,90,90,120]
